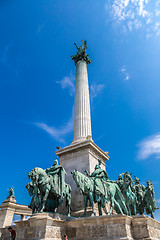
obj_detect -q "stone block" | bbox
[132,215,160,240]
[1,214,160,240]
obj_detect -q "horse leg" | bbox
[148,205,154,219]
[122,201,128,215]
[151,211,154,219]
[98,202,102,216]
[133,203,137,215]
[40,188,49,212]
[127,202,131,216]
[66,193,71,217]
[68,204,71,217]
[114,199,124,214]
[89,192,95,217]
[108,195,114,215]
[102,198,108,215]
[81,196,87,217]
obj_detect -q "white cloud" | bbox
[34,110,74,143]
[90,83,105,100]
[0,43,21,79]
[137,133,160,160]
[105,0,160,37]
[36,22,45,34]
[0,43,12,64]
[56,72,75,96]
[156,199,160,203]
[57,73,105,100]
[120,65,130,81]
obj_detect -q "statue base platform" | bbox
[3,196,16,203]
[1,213,160,240]
[56,140,109,214]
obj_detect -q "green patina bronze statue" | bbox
[71,40,92,65]
[116,172,158,218]
[72,162,158,218]
[122,171,137,215]
[26,159,71,216]
[116,173,124,193]
[71,160,128,217]
[8,187,15,197]
[133,176,145,214]
[142,180,158,218]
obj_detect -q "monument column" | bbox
[56,41,109,215]
[73,59,92,143]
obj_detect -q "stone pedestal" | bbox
[0,197,32,228]
[1,214,160,240]
[56,140,109,214]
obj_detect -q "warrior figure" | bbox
[116,173,124,193]
[87,160,109,203]
[133,176,145,214]
[46,159,66,204]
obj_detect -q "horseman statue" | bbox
[142,180,158,218]
[72,160,128,217]
[122,171,137,215]
[116,172,158,218]
[46,159,66,205]
[72,164,158,218]
[26,159,71,216]
[86,160,109,204]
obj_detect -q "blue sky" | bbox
[0,0,160,220]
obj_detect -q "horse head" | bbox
[28,168,40,185]
[71,169,80,187]
[71,169,91,195]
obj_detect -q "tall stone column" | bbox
[73,60,92,143]
[56,41,109,215]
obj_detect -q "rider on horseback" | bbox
[133,176,145,209]
[46,159,66,204]
[86,160,109,205]
[116,173,124,193]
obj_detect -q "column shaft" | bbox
[73,61,92,143]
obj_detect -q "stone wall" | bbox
[1,214,160,240]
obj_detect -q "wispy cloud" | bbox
[36,22,46,34]
[137,133,160,160]
[156,199,160,203]
[105,0,160,37]
[120,65,130,81]
[56,72,75,96]
[90,83,105,101]
[0,43,20,79]
[0,43,12,64]
[33,110,74,143]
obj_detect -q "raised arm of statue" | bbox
[83,40,87,50]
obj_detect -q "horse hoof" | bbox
[91,213,95,217]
